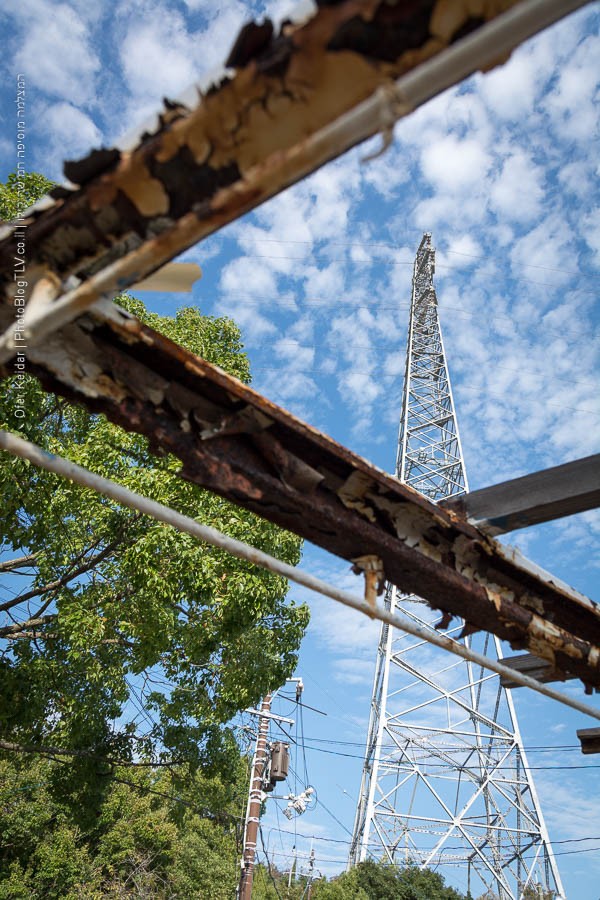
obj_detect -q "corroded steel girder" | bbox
[1,301,598,689]
[0,0,587,345]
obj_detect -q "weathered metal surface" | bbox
[498,652,578,688]
[443,454,600,534]
[2,300,598,688]
[0,0,586,353]
[577,727,600,755]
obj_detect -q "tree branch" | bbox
[0,553,38,572]
[0,614,56,638]
[0,738,177,767]
[0,530,132,614]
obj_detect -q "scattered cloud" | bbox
[6,0,100,106]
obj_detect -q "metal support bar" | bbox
[577,727,600,754]
[498,653,578,688]
[0,298,599,693]
[245,709,295,725]
[443,454,600,535]
[0,428,599,720]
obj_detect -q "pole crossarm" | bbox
[1,301,598,689]
[0,0,589,356]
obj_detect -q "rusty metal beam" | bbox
[443,454,600,535]
[0,0,588,355]
[1,300,598,689]
[577,727,600,754]
[3,428,600,720]
[498,653,578,688]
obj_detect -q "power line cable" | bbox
[214,292,596,342]
[294,740,600,770]
[259,824,284,899]
[228,236,600,280]
[251,360,598,391]
[262,825,600,848]
[214,249,600,293]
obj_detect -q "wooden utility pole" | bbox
[238,694,271,899]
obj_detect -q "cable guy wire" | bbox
[1,429,599,723]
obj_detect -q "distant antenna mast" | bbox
[349,234,564,900]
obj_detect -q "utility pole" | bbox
[238,693,271,900]
[306,846,316,899]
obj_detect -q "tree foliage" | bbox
[0,750,246,898]
[310,860,469,900]
[0,171,54,221]
[0,298,307,778]
[0,172,308,811]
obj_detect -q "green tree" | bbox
[0,750,247,898]
[0,171,54,221]
[0,173,308,810]
[311,860,468,900]
[521,888,556,900]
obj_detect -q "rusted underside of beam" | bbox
[577,727,600,754]
[498,653,578,688]
[2,301,598,689]
[0,0,529,314]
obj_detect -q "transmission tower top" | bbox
[396,233,467,500]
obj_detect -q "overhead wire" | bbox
[230,236,600,281]
[257,370,599,418]
[215,292,596,342]
[271,735,584,751]
[258,841,600,865]
[292,741,600,770]
[219,250,600,294]
[259,824,284,899]
[261,823,600,850]
[269,715,598,771]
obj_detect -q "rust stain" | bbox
[2,293,595,688]
[0,0,525,299]
[0,0,594,685]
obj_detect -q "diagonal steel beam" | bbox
[1,300,598,688]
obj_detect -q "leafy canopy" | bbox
[0,750,247,899]
[311,860,469,900]
[0,171,54,221]
[0,173,308,807]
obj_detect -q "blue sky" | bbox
[1,0,599,896]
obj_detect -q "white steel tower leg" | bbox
[349,234,565,900]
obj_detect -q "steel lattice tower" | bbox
[349,234,564,900]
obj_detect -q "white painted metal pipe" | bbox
[1,429,598,722]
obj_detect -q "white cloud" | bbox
[543,33,600,143]
[477,50,542,121]
[37,102,102,171]
[581,208,600,268]
[490,151,545,224]
[9,1,100,106]
[220,256,278,299]
[119,15,199,102]
[421,136,492,191]
[510,215,575,289]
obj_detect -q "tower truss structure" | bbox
[349,234,564,900]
